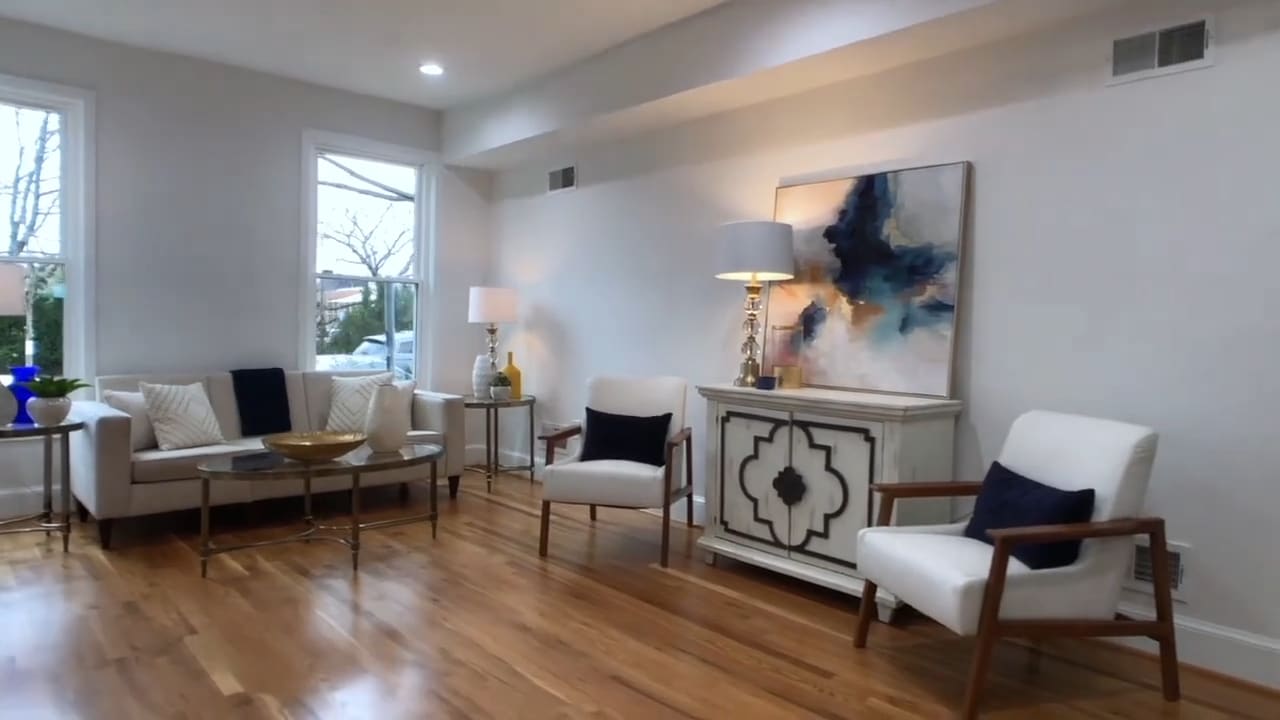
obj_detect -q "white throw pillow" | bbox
[326,373,394,432]
[102,390,158,451]
[139,382,226,450]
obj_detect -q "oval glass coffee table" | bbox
[196,444,442,577]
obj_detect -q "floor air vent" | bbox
[1126,540,1188,602]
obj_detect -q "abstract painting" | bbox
[764,162,968,397]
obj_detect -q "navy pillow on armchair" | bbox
[579,407,673,467]
[963,461,1096,570]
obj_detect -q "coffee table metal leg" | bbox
[350,471,361,572]
[303,472,313,541]
[199,475,210,578]
[528,401,535,483]
[42,435,53,535]
[430,459,438,539]
[60,431,71,552]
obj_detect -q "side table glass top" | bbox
[198,443,443,480]
[463,394,535,409]
[0,421,86,438]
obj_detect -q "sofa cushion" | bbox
[102,390,157,451]
[140,382,227,450]
[132,444,255,484]
[326,373,394,432]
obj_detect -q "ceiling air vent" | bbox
[547,165,576,194]
[1110,19,1212,85]
[1125,539,1188,602]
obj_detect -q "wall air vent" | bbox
[1125,539,1188,602]
[547,165,576,194]
[1109,19,1212,85]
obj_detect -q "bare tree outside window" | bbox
[313,151,419,379]
[0,102,64,376]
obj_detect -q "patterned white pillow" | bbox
[103,390,158,451]
[139,382,226,450]
[326,373,394,432]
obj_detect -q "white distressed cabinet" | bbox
[696,384,962,618]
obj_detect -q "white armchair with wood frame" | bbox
[537,376,694,568]
[853,410,1179,719]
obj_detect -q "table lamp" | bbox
[468,287,518,394]
[714,221,795,387]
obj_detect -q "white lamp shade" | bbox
[0,264,26,317]
[467,286,518,324]
[714,220,795,281]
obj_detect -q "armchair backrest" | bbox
[997,410,1158,597]
[585,376,687,442]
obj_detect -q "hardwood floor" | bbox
[0,472,1274,719]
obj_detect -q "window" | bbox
[302,133,433,380]
[0,74,91,385]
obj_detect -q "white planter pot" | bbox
[365,384,411,453]
[490,386,512,401]
[27,396,72,426]
[472,354,496,398]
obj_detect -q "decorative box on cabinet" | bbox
[696,384,962,620]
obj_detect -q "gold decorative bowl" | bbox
[262,431,366,463]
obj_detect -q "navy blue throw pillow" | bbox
[579,407,672,467]
[964,461,1096,570]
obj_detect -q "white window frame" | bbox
[0,73,95,382]
[299,130,438,381]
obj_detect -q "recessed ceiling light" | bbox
[419,63,444,76]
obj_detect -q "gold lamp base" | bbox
[733,281,764,388]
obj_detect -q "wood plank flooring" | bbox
[0,472,1274,719]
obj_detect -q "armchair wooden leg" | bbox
[1150,524,1182,701]
[854,579,877,648]
[538,501,551,557]
[684,435,695,527]
[660,500,671,568]
[686,493,694,527]
[589,504,597,522]
[963,541,1013,720]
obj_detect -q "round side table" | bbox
[0,421,85,552]
[463,395,535,493]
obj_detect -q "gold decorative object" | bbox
[502,351,523,398]
[263,431,367,463]
[776,365,803,389]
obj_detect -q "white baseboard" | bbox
[1115,601,1280,689]
[0,484,65,517]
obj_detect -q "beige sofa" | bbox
[69,370,464,547]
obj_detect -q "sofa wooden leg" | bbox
[538,501,550,557]
[447,475,461,499]
[660,501,671,568]
[853,579,878,648]
[76,500,88,524]
[589,504,597,522]
[97,519,115,550]
[398,482,410,505]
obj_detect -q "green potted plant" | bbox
[19,376,91,426]
[489,371,513,401]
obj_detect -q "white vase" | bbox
[27,397,72,426]
[472,354,496,398]
[365,383,411,453]
[490,386,512,401]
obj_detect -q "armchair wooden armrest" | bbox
[665,426,692,451]
[869,481,984,526]
[986,517,1164,546]
[870,481,984,498]
[539,424,582,467]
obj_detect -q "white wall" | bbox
[490,0,1280,687]
[0,19,491,504]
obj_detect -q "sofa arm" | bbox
[68,401,133,519]
[412,390,465,478]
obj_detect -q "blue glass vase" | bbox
[8,365,40,425]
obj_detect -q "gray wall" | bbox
[0,17,444,375]
[490,0,1280,685]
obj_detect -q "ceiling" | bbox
[0,0,725,108]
